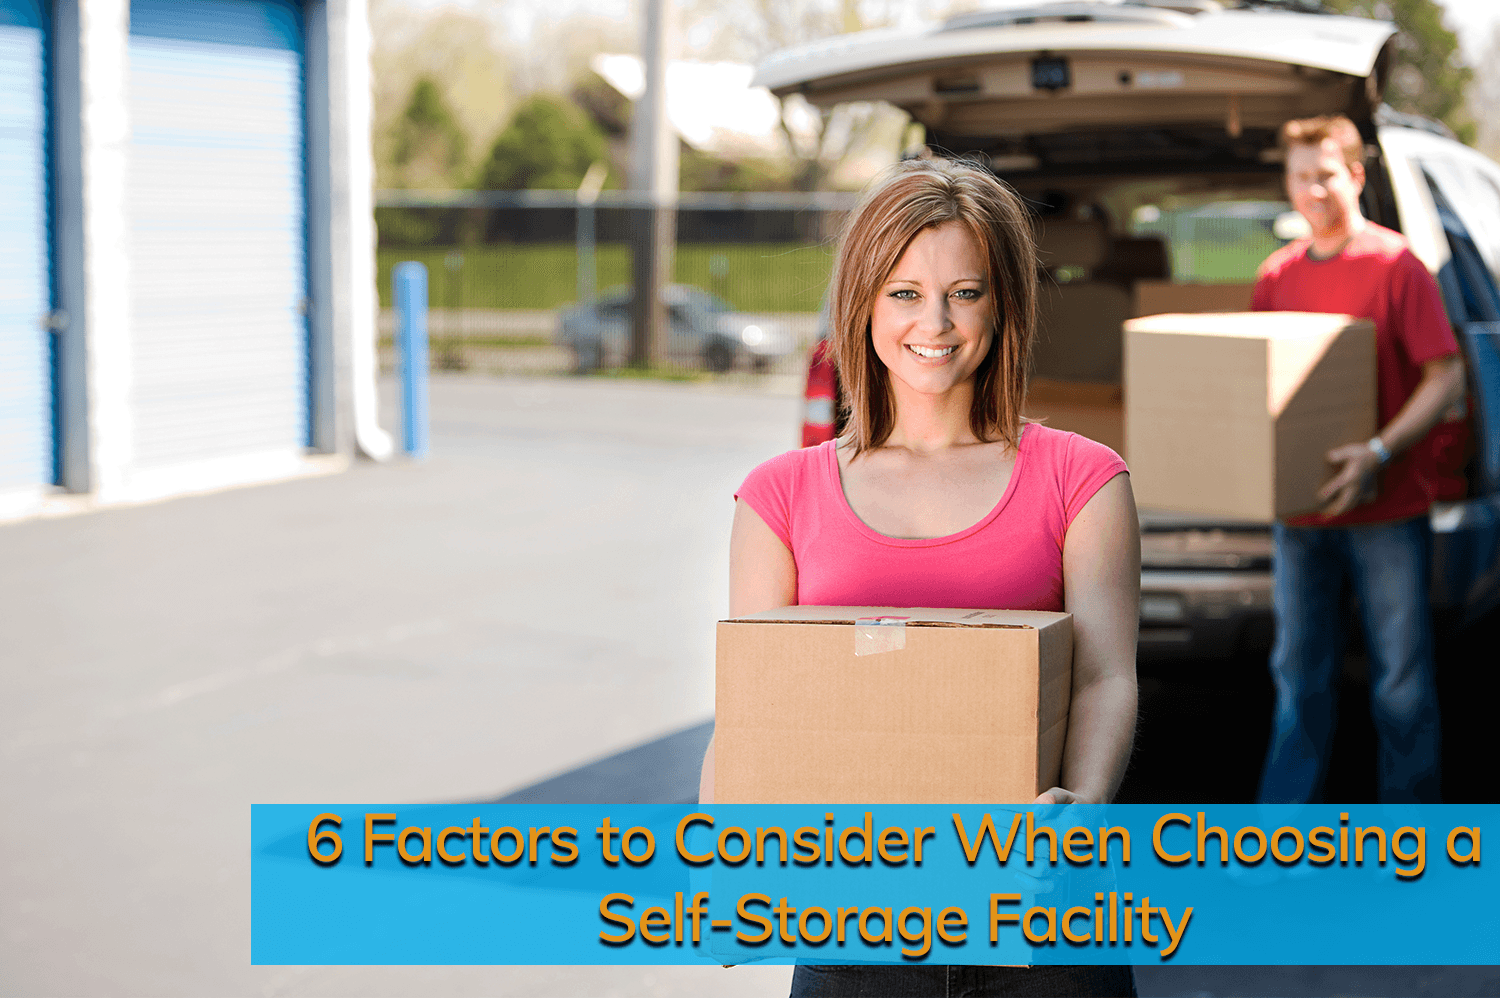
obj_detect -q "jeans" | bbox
[789,964,1137,997]
[1259,518,1442,803]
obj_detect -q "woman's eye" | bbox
[952,288,981,301]
[889,289,918,300]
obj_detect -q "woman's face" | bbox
[869,221,993,400]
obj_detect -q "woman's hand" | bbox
[1032,787,1088,807]
[1032,787,1091,823]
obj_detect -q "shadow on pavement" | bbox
[487,720,714,806]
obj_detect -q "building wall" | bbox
[324,0,391,463]
[79,0,135,503]
[0,0,386,520]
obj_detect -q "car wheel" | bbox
[703,340,735,373]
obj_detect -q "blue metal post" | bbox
[394,261,429,458]
[577,200,597,307]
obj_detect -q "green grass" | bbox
[377,243,834,313]
[1174,233,1282,283]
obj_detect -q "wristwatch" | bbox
[1367,436,1392,465]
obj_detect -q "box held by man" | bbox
[1125,311,1376,521]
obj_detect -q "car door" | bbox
[665,303,698,365]
[1380,126,1500,625]
[595,298,632,367]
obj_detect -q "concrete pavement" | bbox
[0,374,800,996]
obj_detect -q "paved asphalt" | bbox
[1,373,1493,996]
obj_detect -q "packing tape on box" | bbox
[854,616,909,656]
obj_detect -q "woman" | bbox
[701,158,1140,997]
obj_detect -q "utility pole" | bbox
[629,0,678,368]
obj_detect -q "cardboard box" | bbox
[715,606,1072,805]
[1132,280,1255,318]
[1125,311,1376,521]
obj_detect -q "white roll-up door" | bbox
[0,0,53,496]
[128,0,308,475]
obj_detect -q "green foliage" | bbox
[376,243,835,312]
[1325,0,1475,143]
[570,71,631,139]
[472,95,609,190]
[390,77,469,184]
[678,146,794,192]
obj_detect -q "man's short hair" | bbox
[1279,115,1365,170]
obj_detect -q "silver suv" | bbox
[770,0,1500,670]
[557,284,795,373]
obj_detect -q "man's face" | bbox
[1285,137,1365,239]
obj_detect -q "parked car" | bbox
[771,0,1500,671]
[556,284,796,373]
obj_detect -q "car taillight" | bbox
[802,341,838,447]
[805,341,835,390]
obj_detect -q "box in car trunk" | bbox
[714,607,1072,805]
[1125,311,1376,521]
[1024,378,1125,456]
[1132,280,1255,318]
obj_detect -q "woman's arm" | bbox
[698,499,799,806]
[1037,472,1141,806]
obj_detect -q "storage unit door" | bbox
[0,0,53,495]
[128,0,308,474]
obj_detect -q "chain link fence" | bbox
[1130,200,1293,283]
[375,190,858,384]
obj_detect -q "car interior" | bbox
[1007,172,1291,458]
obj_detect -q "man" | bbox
[1252,115,1467,804]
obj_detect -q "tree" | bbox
[1326,0,1475,143]
[472,95,610,190]
[571,71,633,142]
[515,13,639,98]
[370,1,512,189]
[679,145,794,191]
[389,77,469,189]
[699,0,957,189]
[1470,24,1500,160]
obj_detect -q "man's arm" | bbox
[1319,353,1466,517]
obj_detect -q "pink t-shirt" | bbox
[735,424,1128,611]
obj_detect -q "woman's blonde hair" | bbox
[829,157,1037,454]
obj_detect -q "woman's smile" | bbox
[905,343,957,360]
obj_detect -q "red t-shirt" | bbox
[1252,222,1462,526]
